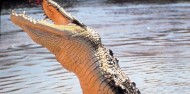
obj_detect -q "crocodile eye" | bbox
[131,82,136,87]
[109,49,114,56]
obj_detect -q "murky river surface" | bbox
[1,1,190,94]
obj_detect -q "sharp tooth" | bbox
[12,10,15,13]
[23,11,26,15]
[33,20,36,24]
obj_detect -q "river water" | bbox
[1,1,190,94]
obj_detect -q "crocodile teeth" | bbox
[29,19,33,22]
[23,11,26,15]
[12,10,15,14]
[11,10,54,24]
[33,20,37,24]
[15,13,18,16]
[27,17,30,20]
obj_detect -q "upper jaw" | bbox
[43,0,85,27]
[45,0,74,21]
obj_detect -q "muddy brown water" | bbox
[1,1,190,94]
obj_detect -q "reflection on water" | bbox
[1,1,190,94]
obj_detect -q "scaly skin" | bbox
[10,0,141,94]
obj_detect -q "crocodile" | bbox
[10,0,141,94]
